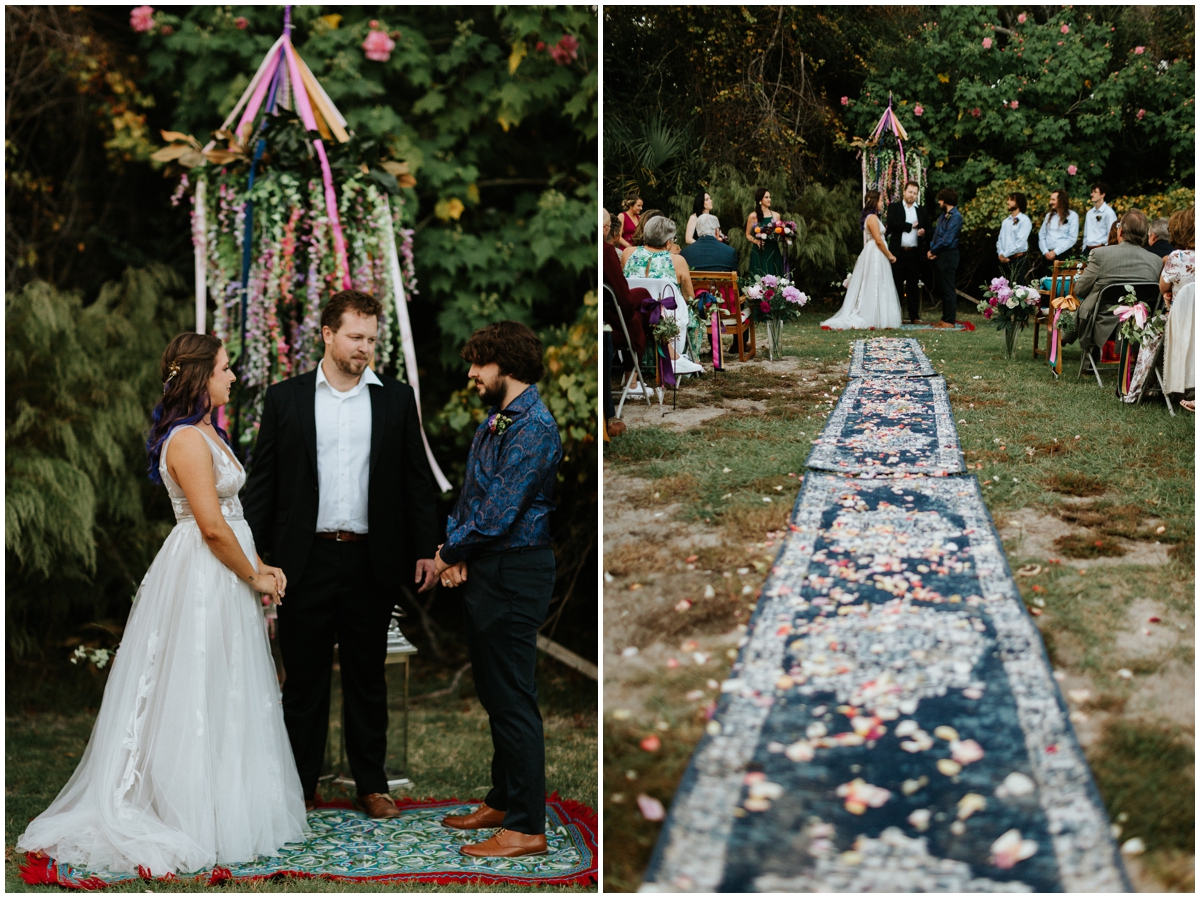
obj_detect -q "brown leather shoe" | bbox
[442,802,506,830]
[353,793,401,819]
[932,320,955,328]
[459,828,548,858]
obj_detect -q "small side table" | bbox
[321,608,417,791]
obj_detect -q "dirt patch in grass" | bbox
[1054,533,1129,558]
[626,474,700,509]
[1043,471,1108,496]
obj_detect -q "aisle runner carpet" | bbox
[643,338,1126,893]
[20,796,596,889]
[849,337,938,379]
[805,376,964,477]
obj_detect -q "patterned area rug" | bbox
[848,337,938,379]
[898,322,976,332]
[20,795,597,889]
[642,337,1127,893]
[805,377,964,476]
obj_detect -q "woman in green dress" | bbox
[745,188,784,277]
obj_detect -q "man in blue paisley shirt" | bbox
[433,321,562,859]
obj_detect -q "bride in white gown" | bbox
[822,189,903,330]
[17,334,308,876]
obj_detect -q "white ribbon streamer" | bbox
[193,177,207,334]
[382,195,452,493]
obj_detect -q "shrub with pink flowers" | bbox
[130,5,155,33]
[549,34,579,66]
[362,29,396,63]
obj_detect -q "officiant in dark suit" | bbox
[886,180,931,323]
[243,289,440,820]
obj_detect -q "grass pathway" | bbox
[603,307,1193,892]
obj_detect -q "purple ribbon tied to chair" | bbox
[641,285,679,386]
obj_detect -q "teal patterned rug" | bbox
[20,796,597,889]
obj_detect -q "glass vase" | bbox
[1003,324,1017,360]
[765,319,784,360]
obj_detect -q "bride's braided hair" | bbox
[146,333,232,484]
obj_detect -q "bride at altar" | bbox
[822,189,903,330]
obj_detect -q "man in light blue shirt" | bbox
[996,192,1032,284]
[1038,189,1079,273]
[1082,182,1117,255]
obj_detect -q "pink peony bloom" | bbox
[1017,13,1027,23]
[362,29,396,63]
[1136,108,1146,120]
[914,104,924,116]
[841,96,850,106]
[1010,100,1019,109]
[130,5,155,32]
[1060,23,1070,34]
[234,16,248,29]
[550,34,579,66]
[971,107,982,117]
[982,37,992,49]
[1134,46,1145,54]
[762,275,779,287]
[1067,164,1077,175]
[369,19,379,29]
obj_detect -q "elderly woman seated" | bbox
[621,215,694,300]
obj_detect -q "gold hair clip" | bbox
[165,361,181,384]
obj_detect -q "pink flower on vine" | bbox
[235,16,248,29]
[1134,46,1145,55]
[130,5,155,32]
[914,104,924,116]
[1017,13,1027,24]
[971,107,982,118]
[841,96,850,106]
[550,34,579,66]
[1060,24,1069,34]
[363,29,396,62]
[1067,164,1078,175]
[982,37,992,49]
[1136,108,1145,120]
[1010,100,1019,109]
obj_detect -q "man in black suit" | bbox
[680,214,737,272]
[243,289,440,819]
[886,180,931,323]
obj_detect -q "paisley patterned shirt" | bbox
[439,385,561,565]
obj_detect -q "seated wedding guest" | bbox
[1038,189,1079,268]
[680,214,737,271]
[1082,182,1117,255]
[1147,216,1175,259]
[603,209,651,401]
[996,191,1032,283]
[617,193,642,251]
[685,191,715,244]
[622,215,694,302]
[1067,209,1162,355]
[630,209,671,250]
[1158,206,1194,306]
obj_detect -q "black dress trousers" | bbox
[277,539,393,799]
[461,547,556,835]
[934,249,960,324]
[893,247,924,321]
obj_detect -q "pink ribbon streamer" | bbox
[711,309,723,369]
[283,39,352,289]
[236,48,283,141]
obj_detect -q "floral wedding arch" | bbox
[857,96,927,206]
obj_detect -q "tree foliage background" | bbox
[5,5,598,672]
[604,5,1194,290]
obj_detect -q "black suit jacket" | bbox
[886,201,931,256]
[242,367,440,593]
[680,235,738,272]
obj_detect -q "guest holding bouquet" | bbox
[745,188,784,278]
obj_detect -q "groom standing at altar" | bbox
[435,321,562,859]
[887,180,930,324]
[244,289,441,820]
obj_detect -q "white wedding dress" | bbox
[822,220,903,330]
[17,425,308,875]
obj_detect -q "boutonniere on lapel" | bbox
[488,412,514,435]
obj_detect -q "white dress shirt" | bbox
[1038,209,1079,257]
[901,202,919,248]
[1083,202,1117,249]
[996,212,1032,258]
[314,360,379,534]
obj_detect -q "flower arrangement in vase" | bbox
[977,276,1041,358]
[745,274,808,359]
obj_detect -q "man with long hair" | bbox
[435,321,563,858]
[1038,189,1079,270]
[996,192,1033,285]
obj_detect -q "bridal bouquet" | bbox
[752,219,799,248]
[1115,286,1165,345]
[976,276,1041,329]
[745,274,808,322]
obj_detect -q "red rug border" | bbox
[19,793,597,890]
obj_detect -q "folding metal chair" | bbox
[1078,281,1159,387]
[603,284,651,418]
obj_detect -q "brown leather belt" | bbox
[316,530,368,542]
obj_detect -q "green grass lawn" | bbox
[6,645,597,893]
[602,305,1194,891]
